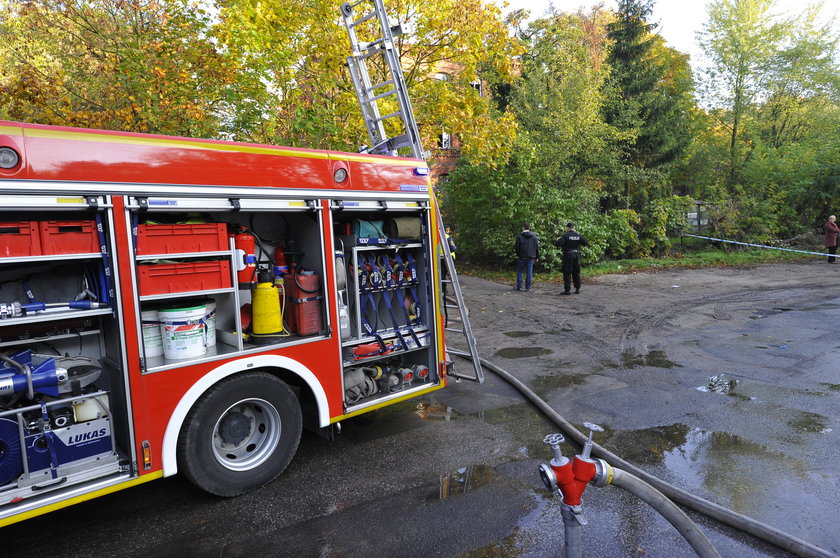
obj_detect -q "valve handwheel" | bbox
[543,433,565,446]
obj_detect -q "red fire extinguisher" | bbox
[232,227,257,289]
[274,245,289,278]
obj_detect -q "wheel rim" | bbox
[211,398,282,471]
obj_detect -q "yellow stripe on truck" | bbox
[0,471,164,528]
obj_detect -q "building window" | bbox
[470,80,482,96]
[439,128,451,149]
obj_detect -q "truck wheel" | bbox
[177,372,302,496]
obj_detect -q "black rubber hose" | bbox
[610,467,722,558]
[449,350,839,558]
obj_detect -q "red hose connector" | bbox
[557,456,596,506]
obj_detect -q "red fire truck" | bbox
[0,120,461,526]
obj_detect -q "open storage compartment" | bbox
[330,200,440,410]
[129,197,329,373]
[0,197,132,508]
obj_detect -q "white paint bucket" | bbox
[201,299,217,347]
[141,309,163,358]
[159,303,207,360]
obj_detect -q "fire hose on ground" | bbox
[449,349,838,558]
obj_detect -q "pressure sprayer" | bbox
[539,424,722,558]
[250,270,284,344]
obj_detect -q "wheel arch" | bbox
[161,354,330,477]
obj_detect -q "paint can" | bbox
[159,303,207,360]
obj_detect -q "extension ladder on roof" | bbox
[340,0,484,382]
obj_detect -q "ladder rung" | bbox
[375,110,401,122]
[350,11,378,27]
[369,79,395,92]
[445,327,465,334]
[364,37,386,50]
[363,88,396,104]
[360,48,383,60]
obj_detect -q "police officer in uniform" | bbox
[555,222,588,295]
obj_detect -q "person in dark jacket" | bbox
[825,215,839,263]
[514,223,540,291]
[555,222,588,295]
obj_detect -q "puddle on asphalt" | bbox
[788,411,831,434]
[697,375,832,401]
[599,423,689,465]
[503,331,537,338]
[531,372,588,398]
[697,374,738,395]
[801,302,840,311]
[749,308,788,319]
[481,403,556,458]
[495,347,553,359]
[416,401,461,421]
[435,464,500,500]
[660,428,818,512]
[620,348,680,369]
[457,528,525,558]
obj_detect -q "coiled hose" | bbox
[449,350,839,558]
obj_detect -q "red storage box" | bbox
[39,220,99,255]
[0,221,41,257]
[138,260,231,296]
[136,223,228,255]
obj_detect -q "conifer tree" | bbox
[602,0,693,210]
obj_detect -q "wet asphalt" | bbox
[6,262,840,557]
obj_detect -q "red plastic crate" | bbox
[137,260,231,296]
[0,221,41,257]
[136,223,228,255]
[39,220,99,255]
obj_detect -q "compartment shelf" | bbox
[0,328,101,349]
[142,340,241,373]
[135,250,231,261]
[342,331,430,367]
[0,308,113,327]
[0,253,102,265]
[139,287,235,302]
[342,325,429,348]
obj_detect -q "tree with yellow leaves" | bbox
[1,0,522,166]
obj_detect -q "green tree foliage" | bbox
[601,0,695,211]
[442,134,608,269]
[439,8,618,269]
[697,0,790,183]
[696,0,839,238]
[443,4,699,265]
[511,7,618,187]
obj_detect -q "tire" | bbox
[177,372,302,497]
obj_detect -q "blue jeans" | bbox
[516,258,535,290]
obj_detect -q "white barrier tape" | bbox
[682,233,836,258]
